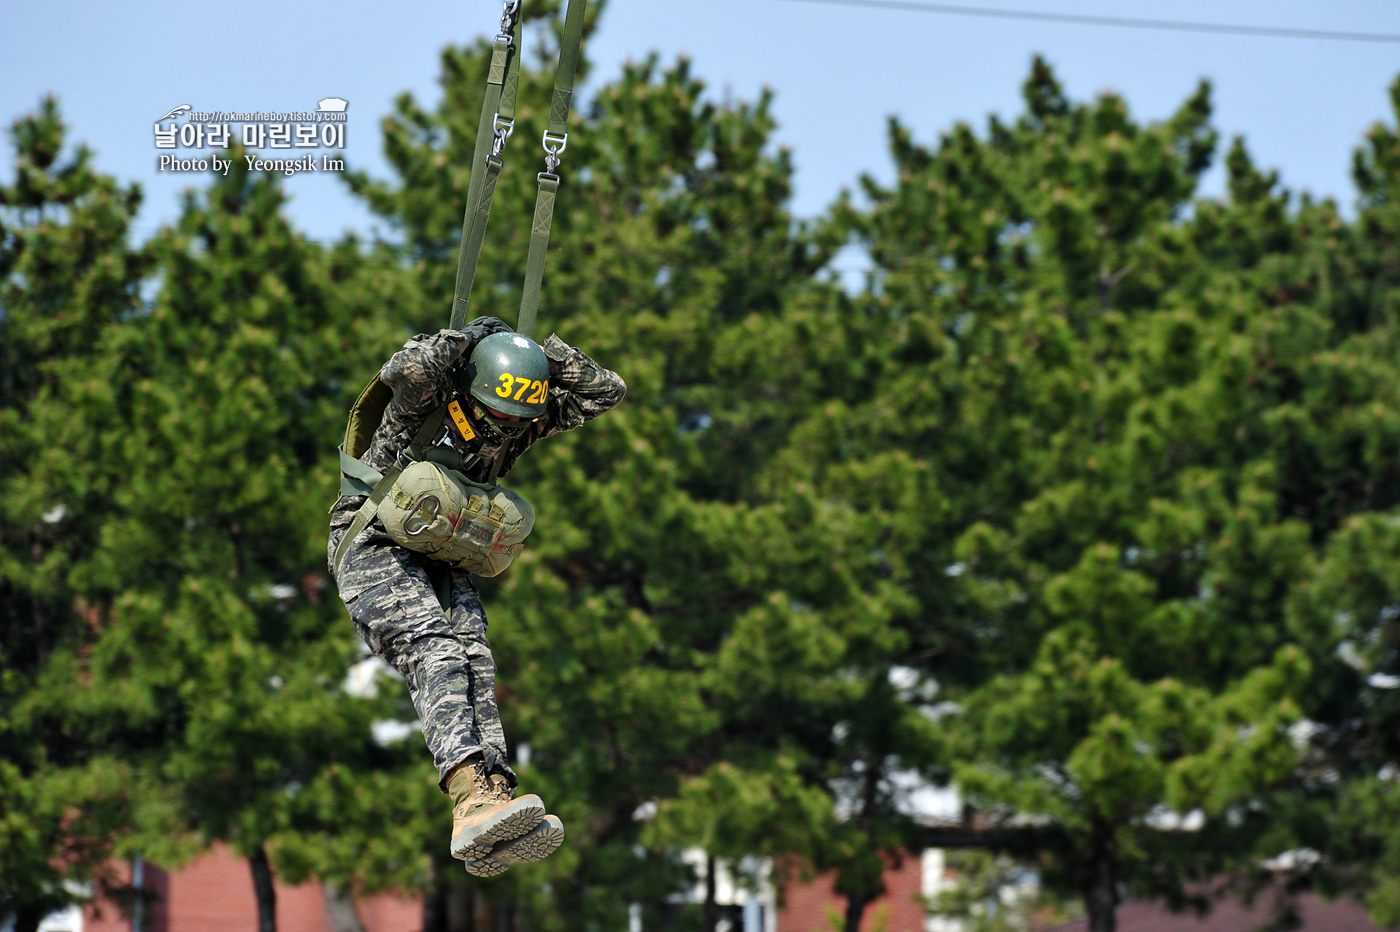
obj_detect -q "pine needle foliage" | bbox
[6,12,1400,932]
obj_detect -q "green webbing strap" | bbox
[459,153,504,304]
[547,0,587,138]
[450,5,523,330]
[339,445,385,497]
[455,13,523,330]
[332,406,448,577]
[516,0,587,340]
[451,35,509,329]
[516,176,558,340]
[487,438,513,486]
[499,14,523,121]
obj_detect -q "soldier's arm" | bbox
[537,334,627,436]
[380,317,513,412]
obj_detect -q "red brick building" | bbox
[777,852,925,932]
[776,851,1385,932]
[79,845,418,932]
[55,846,1383,932]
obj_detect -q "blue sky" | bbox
[2,0,1398,246]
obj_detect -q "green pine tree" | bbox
[76,154,419,931]
[11,17,1400,932]
[0,97,150,932]
[837,59,1372,932]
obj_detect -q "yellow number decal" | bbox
[527,380,548,404]
[513,377,532,401]
[495,374,514,398]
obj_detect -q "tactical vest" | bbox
[331,374,534,579]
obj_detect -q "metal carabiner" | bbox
[491,115,515,157]
[541,132,568,174]
[498,0,521,40]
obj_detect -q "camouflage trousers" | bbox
[329,518,516,792]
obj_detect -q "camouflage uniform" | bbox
[328,318,626,790]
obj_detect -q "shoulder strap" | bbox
[332,405,449,576]
[344,375,394,458]
[339,446,384,497]
[487,438,513,485]
[450,2,523,330]
[406,405,450,461]
[516,0,587,340]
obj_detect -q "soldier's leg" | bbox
[331,526,549,869]
[335,538,492,789]
[447,568,516,789]
[446,567,563,875]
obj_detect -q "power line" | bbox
[776,0,1400,44]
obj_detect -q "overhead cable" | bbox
[777,0,1400,44]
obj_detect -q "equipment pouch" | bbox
[378,460,535,577]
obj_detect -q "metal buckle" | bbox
[491,114,515,157]
[541,132,568,174]
[403,494,441,537]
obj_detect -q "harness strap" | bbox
[547,0,587,139]
[516,0,587,340]
[499,11,523,128]
[335,2,584,591]
[516,175,558,340]
[488,438,513,485]
[450,4,523,330]
[339,446,384,497]
[332,405,448,577]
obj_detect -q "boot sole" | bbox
[450,794,546,861]
[465,815,564,877]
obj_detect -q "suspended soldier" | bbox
[329,323,625,876]
[329,0,605,877]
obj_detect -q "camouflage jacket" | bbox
[331,317,626,530]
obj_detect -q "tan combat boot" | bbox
[448,759,546,862]
[465,814,566,877]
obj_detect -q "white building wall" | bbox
[664,849,777,932]
[37,907,83,932]
[921,848,962,932]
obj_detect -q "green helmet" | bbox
[465,331,551,419]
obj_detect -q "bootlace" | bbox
[466,761,514,804]
[485,773,515,803]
